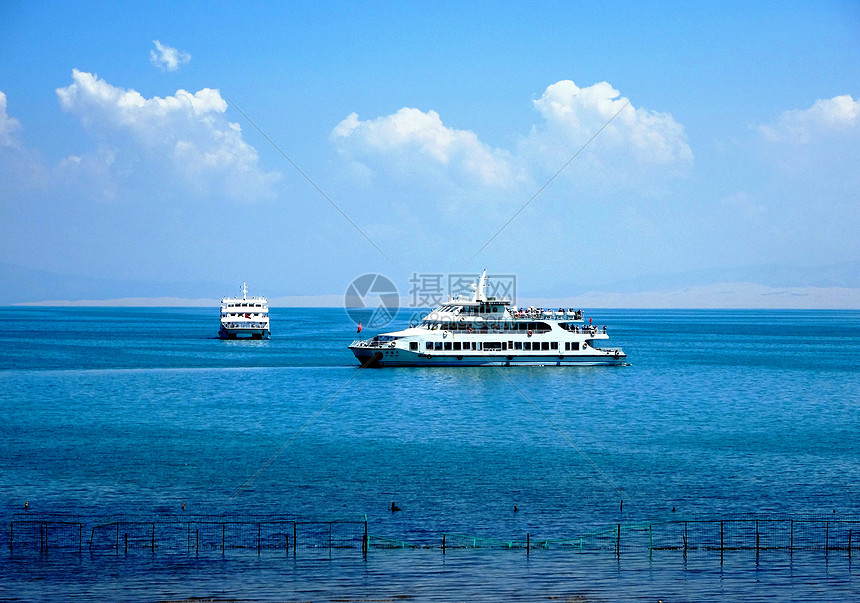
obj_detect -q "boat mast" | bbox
[472,269,487,303]
[242,282,248,300]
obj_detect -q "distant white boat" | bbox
[219,282,270,340]
[350,269,626,367]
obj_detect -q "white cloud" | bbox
[150,40,191,72]
[525,80,693,184]
[331,107,520,187]
[0,91,21,147]
[55,69,279,201]
[331,80,692,198]
[759,95,859,144]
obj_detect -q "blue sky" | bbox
[1,1,859,305]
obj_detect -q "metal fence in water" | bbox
[9,516,368,556]
[9,517,860,557]
[443,518,860,554]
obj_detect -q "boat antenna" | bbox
[242,282,248,300]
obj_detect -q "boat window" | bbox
[565,342,570,351]
[551,342,558,350]
[410,342,418,351]
[444,342,452,350]
[434,342,443,350]
[541,342,549,350]
[514,342,522,350]
[453,342,461,351]
[426,342,432,350]
[524,342,531,350]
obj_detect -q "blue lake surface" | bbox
[1,307,859,601]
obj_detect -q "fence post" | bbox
[790,519,793,552]
[363,520,368,555]
[756,520,759,554]
[442,533,446,554]
[527,532,530,556]
[683,521,687,555]
[616,524,621,557]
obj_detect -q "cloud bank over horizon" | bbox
[759,94,859,144]
[1,72,857,305]
[53,69,280,202]
[331,107,521,189]
[331,80,694,198]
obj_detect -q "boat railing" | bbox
[221,322,269,330]
[350,338,397,349]
[511,310,583,320]
[221,305,269,311]
[562,325,608,335]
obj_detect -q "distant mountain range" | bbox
[540,261,860,297]
[0,262,228,306]
[2,261,859,308]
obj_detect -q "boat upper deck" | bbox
[220,298,268,308]
[422,303,584,323]
[220,282,268,310]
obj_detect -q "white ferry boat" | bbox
[219,282,270,340]
[349,270,626,367]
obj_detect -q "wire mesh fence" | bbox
[10,516,368,557]
[9,520,84,554]
[440,518,860,554]
[9,516,860,557]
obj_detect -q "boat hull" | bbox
[219,327,270,340]
[350,347,626,367]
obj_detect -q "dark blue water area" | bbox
[1,307,859,600]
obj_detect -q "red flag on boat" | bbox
[357,321,362,333]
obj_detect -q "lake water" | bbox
[1,307,859,600]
